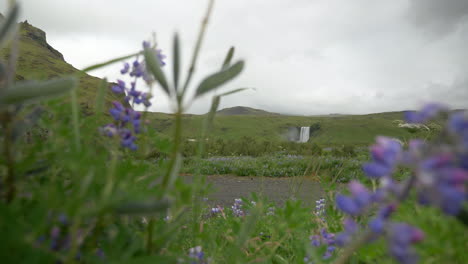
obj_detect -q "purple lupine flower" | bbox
[211,207,222,214]
[310,235,321,247]
[50,226,60,239]
[336,194,361,216]
[109,101,125,121]
[323,246,335,259]
[449,111,468,147]
[120,129,137,150]
[231,198,244,217]
[101,42,167,150]
[100,124,118,137]
[96,248,106,259]
[404,103,447,123]
[388,223,424,264]
[362,137,402,178]
[369,217,385,233]
[111,79,126,94]
[188,246,207,264]
[336,181,374,216]
[335,218,359,246]
[141,93,152,107]
[309,228,336,259]
[334,103,468,264]
[266,207,275,216]
[157,48,167,66]
[120,63,130,74]
[57,213,68,225]
[130,60,145,77]
[315,198,326,219]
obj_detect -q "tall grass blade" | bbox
[70,89,81,151]
[82,52,140,72]
[0,3,19,48]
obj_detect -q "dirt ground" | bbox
[182,175,324,207]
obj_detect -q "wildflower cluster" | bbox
[186,246,209,264]
[335,103,467,264]
[35,213,105,262]
[304,198,337,262]
[101,42,166,150]
[231,198,244,217]
[315,198,326,221]
[210,206,223,217]
[37,213,72,254]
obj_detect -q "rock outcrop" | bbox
[20,20,64,61]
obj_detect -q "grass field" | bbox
[147,110,435,146]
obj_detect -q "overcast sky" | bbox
[2,0,468,115]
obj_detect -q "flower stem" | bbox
[146,218,154,254]
[180,0,215,98]
[2,112,15,203]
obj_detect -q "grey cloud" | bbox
[1,0,467,115]
[407,0,468,36]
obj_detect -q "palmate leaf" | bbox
[144,47,170,95]
[0,76,76,106]
[0,3,19,48]
[194,60,244,98]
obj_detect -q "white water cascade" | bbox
[298,127,310,143]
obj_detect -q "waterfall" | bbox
[298,126,310,143]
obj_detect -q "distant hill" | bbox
[147,109,437,146]
[216,106,279,116]
[0,20,122,111]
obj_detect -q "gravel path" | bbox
[182,175,324,207]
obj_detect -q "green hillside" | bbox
[148,108,433,146]
[0,20,121,110]
[216,106,279,116]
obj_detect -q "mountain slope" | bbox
[216,106,279,116]
[0,20,121,110]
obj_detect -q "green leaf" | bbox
[144,47,170,95]
[172,33,181,91]
[195,60,244,98]
[0,3,19,48]
[82,52,140,72]
[218,87,251,97]
[114,199,171,215]
[221,46,235,70]
[0,77,77,106]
